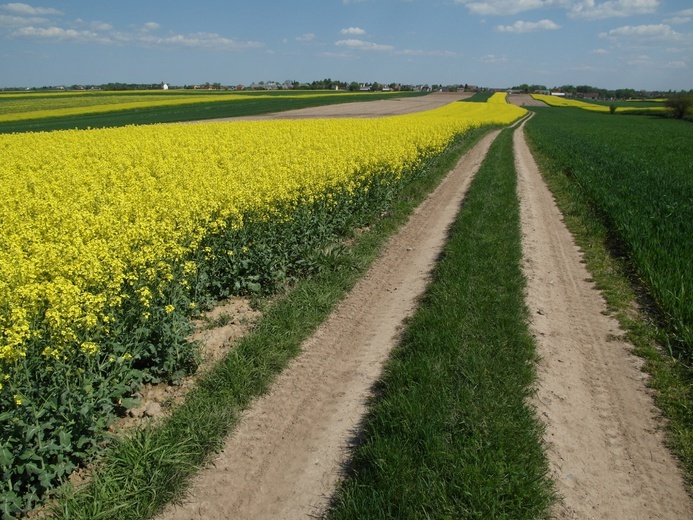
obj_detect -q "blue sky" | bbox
[1,1,691,90]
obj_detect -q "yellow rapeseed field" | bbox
[0,98,524,383]
[1,97,525,512]
[0,91,342,122]
[531,93,664,113]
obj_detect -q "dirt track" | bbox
[158,101,691,519]
[515,117,691,519]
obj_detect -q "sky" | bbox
[0,1,691,91]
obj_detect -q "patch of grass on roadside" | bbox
[524,110,693,493]
[46,125,501,520]
[327,129,555,519]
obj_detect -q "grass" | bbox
[327,128,554,519]
[524,107,693,492]
[46,125,501,519]
[0,91,425,133]
[461,91,495,103]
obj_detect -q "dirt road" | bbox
[158,105,691,519]
[515,116,691,519]
[159,121,500,520]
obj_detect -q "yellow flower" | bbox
[165,304,175,314]
[13,394,22,406]
[80,342,99,355]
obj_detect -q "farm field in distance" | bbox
[0,89,426,133]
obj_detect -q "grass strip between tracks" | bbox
[327,128,555,519]
[45,126,499,519]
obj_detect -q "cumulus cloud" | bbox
[496,19,561,33]
[123,31,264,51]
[1,2,62,16]
[12,25,108,43]
[340,27,366,35]
[335,38,394,51]
[664,60,686,68]
[455,0,663,20]
[296,32,316,42]
[90,21,113,32]
[479,53,508,63]
[4,8,264,52]
[601,23,678,40]
[454,0,548,16]
[664,16,691,24]
[568,0,660,20]
[0,13,46,26]
[593,47,609,53]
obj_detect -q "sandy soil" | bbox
[508,93,548,107]
[515,116,691,519]
[198,91,473,122]
[154,104,691,519]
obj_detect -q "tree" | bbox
[348,82,360,92]
[664,93,693,119]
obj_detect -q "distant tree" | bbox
[664,93,693,119]
[348,82,360,92]
[370,82,381,92]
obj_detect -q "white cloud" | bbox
[0,13,46,26]
[335,38,394,51]
[601,23,677,40]
[664,16,691,25]
[664,60,686,68]
[12,26,107,43]
[627,54,651,64]
[396,49,461,57]
[455,0,665,21]
[129,32,264,51]
[479,53,508,63]
[454,0,548,16]
[496,19,561,33]
[5,11,264,52]
[340,27,366,35]
[568,0,660,20]
[90,21,113,32]
[296,33,315,42]
[593,47,609,53]
[0,3,62,16]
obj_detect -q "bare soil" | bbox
[200,91,473,122]
[155,103,691,519]
[508,93,548,107]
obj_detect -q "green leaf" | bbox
[0,446,14,466]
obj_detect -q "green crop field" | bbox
[525,108,693,358]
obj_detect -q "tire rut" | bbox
[158,130,501,520]
[515,116,691,519]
